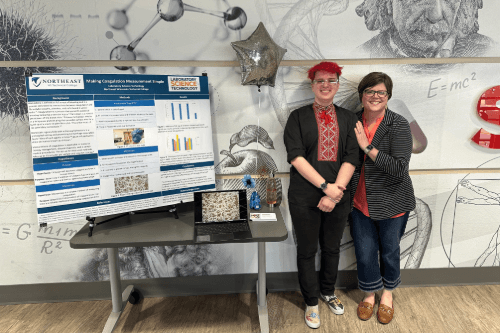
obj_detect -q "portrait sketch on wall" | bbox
[355,0,497,59]
[353,0,498,74]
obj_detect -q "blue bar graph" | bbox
[169,102,197,121]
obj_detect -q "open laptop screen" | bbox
[194,190,248,223]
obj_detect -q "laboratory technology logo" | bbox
[168,76,200,92]
[29,75,85,90]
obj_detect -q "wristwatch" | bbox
[319,182,328,191]
[363,144,374,154]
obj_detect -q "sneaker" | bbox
[305,305,320,329]
[320,294,344,315]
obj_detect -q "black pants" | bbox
[290,200,349,306]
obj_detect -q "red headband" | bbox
[307,62,343,80]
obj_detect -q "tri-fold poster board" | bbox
[24,73,215,225]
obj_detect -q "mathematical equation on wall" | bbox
[2,224,80,254]
[425,70,500,149]
[427,72,477,98]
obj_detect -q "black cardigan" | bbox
[349,108,416,220]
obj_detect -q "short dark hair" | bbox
[358,72,393,101]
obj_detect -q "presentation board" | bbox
[25,74,215,225]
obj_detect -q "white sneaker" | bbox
[305,305,320,329]
[321,293,344,315]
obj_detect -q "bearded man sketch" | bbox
[355,0,497,59]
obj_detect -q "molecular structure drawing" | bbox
[106,0,248,71]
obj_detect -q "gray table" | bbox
[70,204,288,333]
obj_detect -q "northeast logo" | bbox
[28,75,85,90]
[31,77,42,87]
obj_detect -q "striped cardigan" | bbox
[349,108,416,220]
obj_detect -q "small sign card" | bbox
[249,213,277,221]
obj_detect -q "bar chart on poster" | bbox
[165,101,200,123]
[24,74,215,225]
[167,133,201,152]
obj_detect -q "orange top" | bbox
[353,113,405,218]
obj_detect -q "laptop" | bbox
[193,189,253,242]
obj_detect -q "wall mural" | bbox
[106,0,248,73]
[440,157,500,268]
[1,0,500,286]
[455,179,500,267]
[79,245,231,281]
[215,125,283,205]
[355,0,496,59]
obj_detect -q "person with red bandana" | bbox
[284,61,359,329]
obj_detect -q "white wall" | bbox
[1,0,500,285]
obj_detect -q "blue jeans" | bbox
[350,208,409,292]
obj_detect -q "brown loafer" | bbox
[357,301,374,320]
[377,303,394,324]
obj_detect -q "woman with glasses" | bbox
[284,62,359,329]
[349,72,416,324]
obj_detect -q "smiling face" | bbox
[311,71,339,106]
[362,83,389,115]
[391,0,462,56]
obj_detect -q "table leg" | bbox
[257,242,269,333]
[102,248,134,333]
[109,248,122,312]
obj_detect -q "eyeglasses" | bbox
[364,89,389,97]
[312,79,339,85]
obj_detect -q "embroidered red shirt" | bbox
[353,113,404,218]
[313,102,339,162]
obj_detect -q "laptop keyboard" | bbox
[197,222,250,235]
